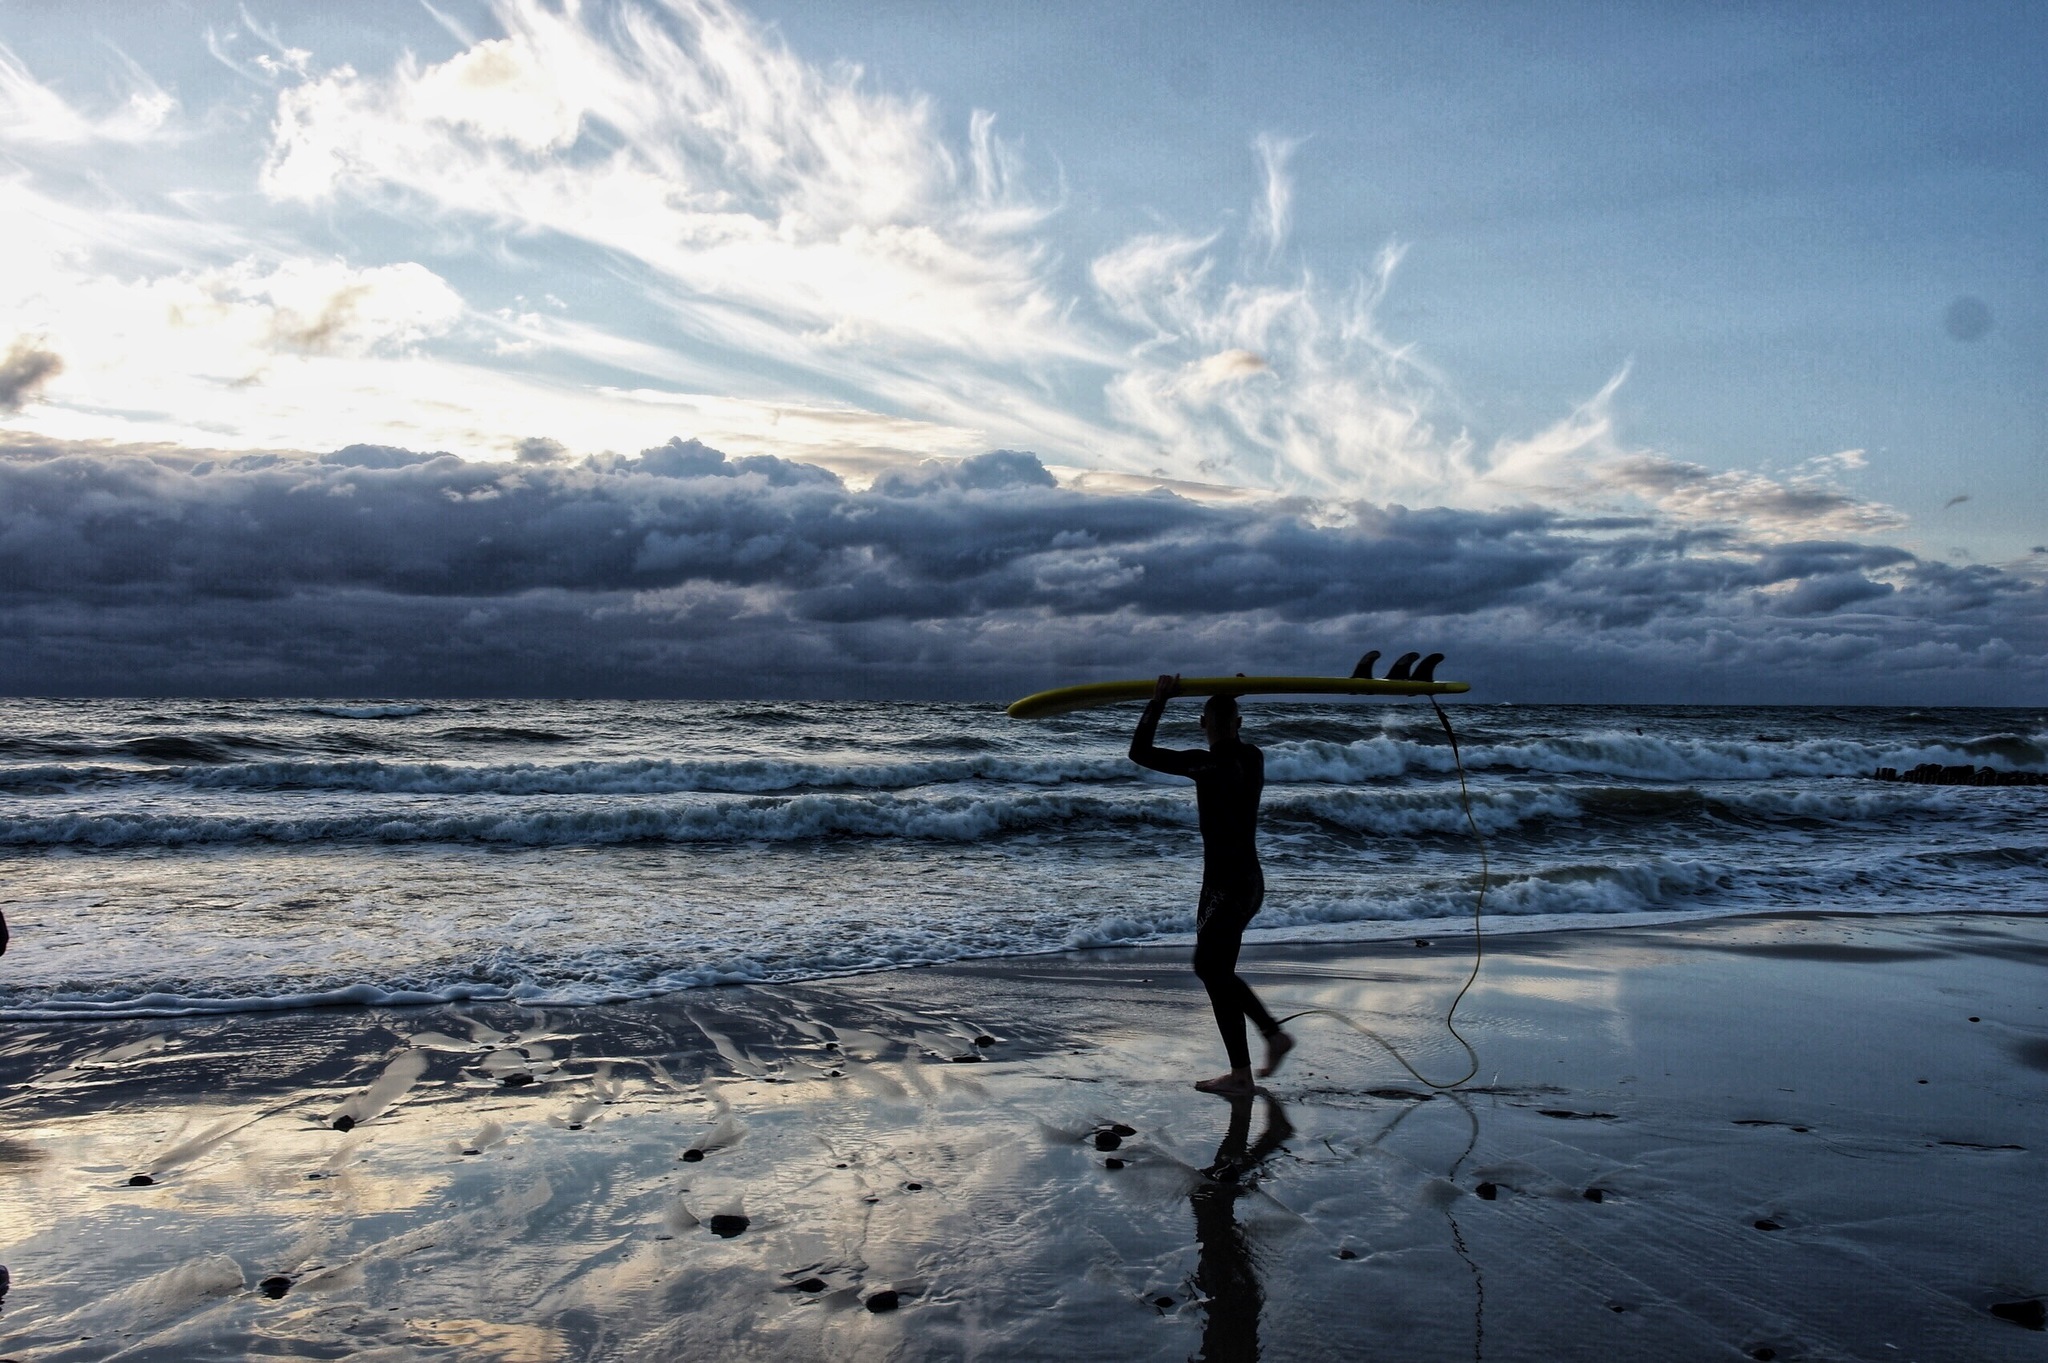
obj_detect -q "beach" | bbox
[2,909,2043,1361]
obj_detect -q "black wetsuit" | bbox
[1130,695,1280,1071]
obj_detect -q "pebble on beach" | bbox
[866,1290,900,1313]
[707,1214,749,1239]
[330,1115,355,1132]
[128,1174,154,1187]
[259,1276,291,1300]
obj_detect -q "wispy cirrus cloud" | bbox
[0,41,178,145]
[261,0,1086,364]
[0,0,1913,553]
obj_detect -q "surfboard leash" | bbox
[1273,693,1489,1091]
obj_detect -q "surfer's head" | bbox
[1200,694,1241,747]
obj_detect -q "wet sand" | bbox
[1,911,2044,1361]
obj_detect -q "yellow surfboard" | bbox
[1006,674,1470,720]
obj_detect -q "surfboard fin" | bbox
[1350,651,1381,680]
[1385,652,1421,682]
[1413,652,1445,683]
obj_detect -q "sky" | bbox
[0,0,2041,701]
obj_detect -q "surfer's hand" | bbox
[1152,674,1181,701]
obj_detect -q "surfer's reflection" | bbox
[1189,1091,1293,1363]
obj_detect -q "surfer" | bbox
[1130,674,1292,1095]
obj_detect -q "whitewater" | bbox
[1,698,2042,1019]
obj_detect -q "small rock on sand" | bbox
[331,1115,355,1132]
[128,1174,154,1187]
[682,1149,704,1162]
[259,1276,291,1300]
[866,1290,900,1313]
[707,1214,749,1238]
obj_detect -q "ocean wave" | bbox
[1709,783,2048,826]
[431,726,574,744]
[299,703,434,719]
[0,854,1723,1020]
[8,848,2038,1021]
[0,778,1609,848]
[166,752,1134,796]
[1240,860,1730,938]
[117,735,254,764]
[0,789,1199,849]
[1264,785,1581,837]
[1262,730,2048,784]
[1047,856,1740,950]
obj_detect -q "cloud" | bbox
[1251,133,1302,263]
[0,340,62,411]
[0,1,1920,558]
[246,0,1802,520]
[0,41,177,145]
[1481,376,1902,541]
[260,0,1079,370]
[0,434,2036,702]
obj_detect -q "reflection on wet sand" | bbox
[1,914,2043,1360]
[1189,1092,1293,1362]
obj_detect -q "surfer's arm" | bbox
[1129,675,1198,775]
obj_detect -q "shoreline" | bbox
[2,909,2045,1360]
[9,902,2047,1024]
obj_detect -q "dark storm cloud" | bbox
[0,342,63,412]
[0,436,2040,701]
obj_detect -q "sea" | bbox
[1,698,2043,1020]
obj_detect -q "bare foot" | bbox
[1257,1030,1294,1078]
[1194,1070,1256,1096]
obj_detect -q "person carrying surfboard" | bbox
[1130,674,1293,1095]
